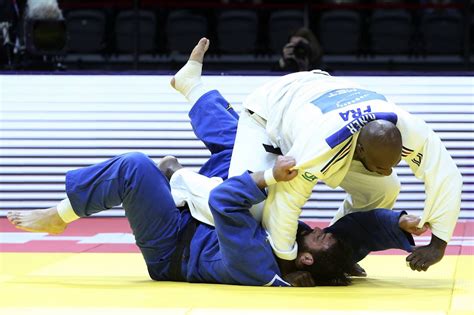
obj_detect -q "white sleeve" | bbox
[405,129,462,242]
[169,168,223,226]
[262,173,316,260]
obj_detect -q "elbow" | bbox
[208,181,247,212]
[440,164,463,190]
[444,169,463,207]
[451,168,463,190]
[208,185,228,211]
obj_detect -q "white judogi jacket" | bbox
[242,71,462,259]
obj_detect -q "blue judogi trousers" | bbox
[65,90,237,279]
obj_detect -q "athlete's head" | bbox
[295,227,353,285]
[354,120,402,176]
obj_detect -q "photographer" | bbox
[0,0,19,68]
[273,27,324,72]
[2,0,66,69]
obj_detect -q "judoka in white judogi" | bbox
[227,71,462,262]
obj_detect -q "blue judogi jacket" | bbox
[183,172,289,286]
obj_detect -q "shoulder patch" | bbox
[411,152,423,166]
[302,172,317,182]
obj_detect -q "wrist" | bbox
[430,233,447,250]
[264,168,277,186]
[398,214,407,228]
[250,171,267,189]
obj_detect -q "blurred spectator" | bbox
[0,0,21,68]
[273,27,324,72]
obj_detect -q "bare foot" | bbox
[170,37,210,93]
[158,155,184,181]
[7,207,68,235]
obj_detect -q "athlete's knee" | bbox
[120,152,154,169]
[118,152,159,182]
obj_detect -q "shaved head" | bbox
[355,120,402,176]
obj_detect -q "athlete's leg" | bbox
[9,152,186,280]
[189,90,238,155]
[331,160,401,224]
[171,37,240,179]
[171,37,213,105]
[171,37,239,153]
[189,90,240,179]
[228,110,277,177]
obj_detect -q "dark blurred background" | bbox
[0,0,472,72]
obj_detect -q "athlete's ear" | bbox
[298,252,314,267]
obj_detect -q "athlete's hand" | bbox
[406,234,446,272]
[399,214,429,236]
[284,270,315,287]
[273,156,298,182]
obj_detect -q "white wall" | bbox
[0,74,473,218]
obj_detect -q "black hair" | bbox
[296,231,353,286]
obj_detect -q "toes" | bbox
[6,212,27,227]
[197,37,209,51]
[7,211,16,218]
[7,212,18,223]
[11,217,21,226]
[190,37,209,62]
[201,38,209,51]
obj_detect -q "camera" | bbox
[25,18,66,55]
[293,41,311,60]
[24,0,67,55]
[281,40,312,72]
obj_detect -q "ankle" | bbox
[186,83,212,104]
[57,199,79,223]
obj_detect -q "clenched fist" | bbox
[272,156,298,182]
[399,214,429,236]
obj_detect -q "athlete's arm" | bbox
[262,175,315,261]
[403,121,462,271]
[208,156,297,286]
[326,209,416,264]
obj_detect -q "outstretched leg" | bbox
[171,37,240,179]
[7,153,185,279]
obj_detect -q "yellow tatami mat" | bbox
[0,253,472,315]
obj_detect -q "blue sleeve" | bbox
[324,209,415,264]
[209,172,290,286]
